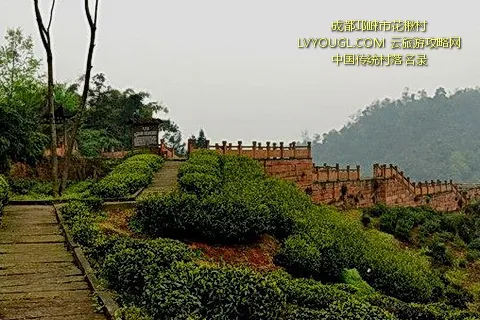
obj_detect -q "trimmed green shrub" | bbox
[276,207,444,303]
[364,203,390,218]
[92,154,163,198]
[427,234,454,266]
[468,238,480,251]
[365,294,478,320]
[114,307,152,320]
[60,200,91,223]
[123,154,164,171]
[134,186,272,243]
[134,151,314,244]
[0,175,9,213]
[143,261,286,320]
[341,268,375,296]
[444,284,474,309]
[282,305,330,320]
[102,238,195,300]
[178,172,222,196]
[267,270,356,310]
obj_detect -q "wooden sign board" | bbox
[132,124,159,148]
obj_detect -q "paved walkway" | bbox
[0,205,106,320]
[141,160,184,196]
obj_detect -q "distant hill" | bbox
[311,87,480,183]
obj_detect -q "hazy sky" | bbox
[0,1,476,144]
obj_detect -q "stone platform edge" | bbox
[53,204,121,320]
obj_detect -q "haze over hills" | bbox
[310,87,480,183]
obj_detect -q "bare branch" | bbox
[33,0,50,50]
[47,0,56,32]
[93,0,99,25]
[85,0,94,27]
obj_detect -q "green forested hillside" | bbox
[311,87,480,183]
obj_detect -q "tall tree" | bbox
[196,129,208,148]
[0,28,47,172]
[60,0,100,194]
[33,0,59,196]
[161,121,186,155]
[79,73,171,153]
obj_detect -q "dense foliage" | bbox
[0,175,9,212]
[363,204,480,267]
[0,28,47,172]
[80,73,186,156]
[0,28,185,175]
[65,168,480,319]
[134,151,452,304]
[276,206,444,303]
[310,87,480,182]
[92,154,163,198]
[134,151,311,243]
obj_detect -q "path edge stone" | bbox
[53,204,120,320]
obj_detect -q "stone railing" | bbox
[313,163,361,182]
[188,140,312,159]
[373,163,465,200]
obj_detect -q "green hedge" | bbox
[102,238,196,302]
[142,261,286,320]
[92,154,164,198]
[134,185,272,243]
[62,200,479,320]
[0,175,9,213]
[364,294,479,320]
[133,151,312,243]
[276,206,445,303]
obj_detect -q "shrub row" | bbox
[364,204,480,247]
[275,206,445,303]
[130,152,477,313]
[364,294,479,320]
[92,154,164,198]
[65,200,479,320]
[143,262,286,320]
[62,201,286,319]
[364,204,480,267]
[134,151,312,243]
[0,175,9,213]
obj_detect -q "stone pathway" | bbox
[0,205,106,320]
[141,160,184,196]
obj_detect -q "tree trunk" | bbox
[33,0,58,197]
[60,0,99,194]
[47,55,59,196]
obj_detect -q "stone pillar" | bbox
[222,141,227,154]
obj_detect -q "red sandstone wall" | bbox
[462,186,480,203]
[261,158,465,212]
[311,179,377,208]
[261,159,313,189]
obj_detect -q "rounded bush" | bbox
[92,154,163,198]
[178,172,221,196]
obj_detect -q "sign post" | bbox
[130,118,163,150]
